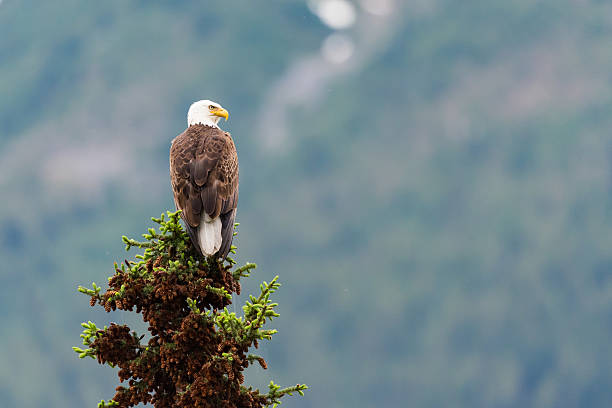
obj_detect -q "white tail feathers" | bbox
[198,213,222,256]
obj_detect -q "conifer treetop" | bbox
[74,210,307,408]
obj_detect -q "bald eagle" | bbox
[169,100,238,259]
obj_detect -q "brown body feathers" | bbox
[170,124,239,258]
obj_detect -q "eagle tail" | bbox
[198,213,222,256]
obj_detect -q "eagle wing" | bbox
[170,125,239,257]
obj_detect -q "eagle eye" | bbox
[208,105,216,110]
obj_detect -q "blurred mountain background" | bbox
[2,0,612,407]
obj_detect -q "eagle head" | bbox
[187,99,229,128]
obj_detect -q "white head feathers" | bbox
[187,100,229,128]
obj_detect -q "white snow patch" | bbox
[309,0,357,30]
[321,33,355,64]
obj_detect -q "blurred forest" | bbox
[2,0,612,407]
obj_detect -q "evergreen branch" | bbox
[243,276,280,322]
[97,399,118,408]
[241,276,281,344]
[186,297,213,318]
[233,262,257,281]
[247,353,267,369]
[215,308,244,337]
[78,282,102,298]
[206,285,232,300]
[186,297,201,314]
[266,381,309,407]
[73,320,102,359]
[72,346,96,360]
[142,227,161,241]
[106,284,127,302]
[214,352,235,363]
[122,235,153,250]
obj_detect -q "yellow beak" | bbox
[211,107,229,121]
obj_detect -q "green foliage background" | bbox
[1,0,612,407]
